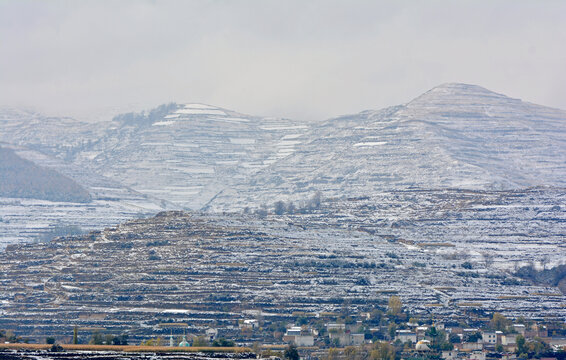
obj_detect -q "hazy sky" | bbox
[1,0,565,122]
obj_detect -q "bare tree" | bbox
[274,201,286,215]
[540,255,550,270]
[482,252,494,269]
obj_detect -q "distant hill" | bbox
[3,84,565,213]
[73,102,310,209]
[1,83,565,245]
[207,83,566,211]
[0,147,91,203]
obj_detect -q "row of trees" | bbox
[247,192,323,217]
[89,332,129,345]
[282,342,398,360]
[139,335,234,347]
[0,329,26,343]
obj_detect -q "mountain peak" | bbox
[431,82,490,92]
[406,82,517,108]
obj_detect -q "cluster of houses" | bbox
[157,315,565,360]
[278,319,565,360]
[283,322,365,347]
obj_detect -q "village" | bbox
[2,296,566,360]
[0,208,564,360]
[137,298,566,360]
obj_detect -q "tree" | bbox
[345,346,357,360]
[309,192,322,209]
[371,341,396,360]
[482,252,494,269]
[212,338,235,347]
[46,337,56,344]
[49,344,64,352]
[327,348,339,360]
[192,336,210,347]
[287,202,296,214]
[427,327,453,351]
[516,335,526,354]
[466,332,482,343]
[388,323,397,340]
[111,334,128,345]
[516,335,551,359]
[449,333,461,344]
[284,344,300,360]
[540,255,550,270]
[73,326,78,344]
[274,201,286,215]
[388,296,402,316]
[491,312,510,332]
[89,331,104,345]
[255,205,268,218]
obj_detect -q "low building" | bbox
[239,319,259,330]
[396,329,417,343]
[501,334,516,346]
[468,351,486,360]
[206,328,218,342]
[284,326,314,346]
[457,342,483,351]
[329,331,365,346]
[416,326,429,340]
[284,334,314,346]
[441,350,457,360]
[513,324,526,335]
[481,332,497,345]
[327,323,346,332]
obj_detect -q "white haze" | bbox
[1,0,565,122]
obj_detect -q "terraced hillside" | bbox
[1,83,565,246]
[207,83,566,211]
[1,191,564,343]
[74,103,309,210]
[0,147,90,203]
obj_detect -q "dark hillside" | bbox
[0,147,91,203]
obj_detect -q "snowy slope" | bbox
[80,103,309,209]
[0,107,98,159]
[207,83,566,211]
[1,83,565,232]
[0,144,171,248]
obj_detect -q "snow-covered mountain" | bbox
[207,83,566,211]
[0,146,91,202]
[0,107,97,159]
[1,83,565,244]
[76,103,309,209]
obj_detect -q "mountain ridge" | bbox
[1,83,565,242]
[206,83,566,211]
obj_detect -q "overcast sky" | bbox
[1,0,565,122]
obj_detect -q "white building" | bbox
[481,331,497,344]
[284,326,314,346]
[239,319,259,330]
[329,332,365,346]
[513,324,526,335]
[206,328,218,342]
[396,329,417,343]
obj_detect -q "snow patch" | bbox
[353,141,387,147]
[152,121,176,126]
[230,138,256,145]
[176,108,226,116]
